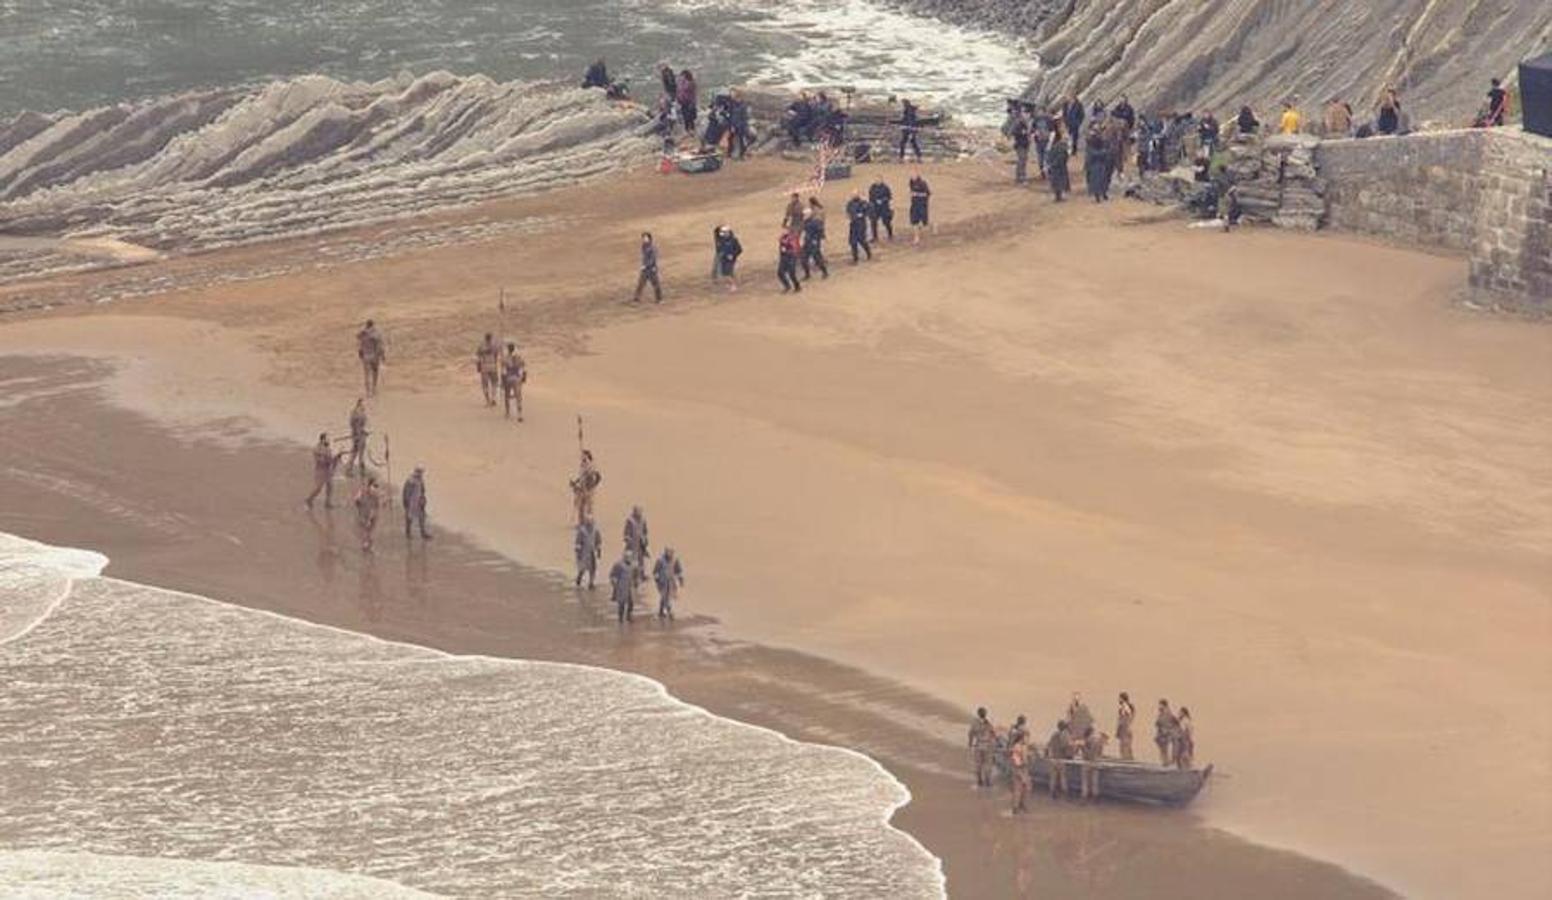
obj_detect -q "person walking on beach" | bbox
[476,332,500,406]
[907,170,930,244]
[571,449,601,524]
[1046,133,1071,201]
[783,192,805,233]
[1155,699,1180,766]
[652,547,684,619]
[356,319,385,397]
[800,206,828,280]
[845,191,872,263]
[777,228,803,293]
[968,707,998,788]
[868,177,894,242]
[1079,725,1108,801]
[898,98,923,162]
[354,476,382,553]
[623,505,650,566]
[304,432,343,509]
[346,398,369,477]
[402,465,431,541]
[610,552,638,623]
[1061,96,1085,154]
[1009,735,1031,814]
[1116,692,1136,761]
[500,342,526,421]
[1046,720,1075,800]
[632,232,663,304]
[714,226,742,292]
[575,517,602,588]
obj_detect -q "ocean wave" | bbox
[0,71,658,257]
[0,850,435,899]
[0,532,945,898]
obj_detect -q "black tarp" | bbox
[1521,52,1552,137]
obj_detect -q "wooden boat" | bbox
[999,753,1212,806]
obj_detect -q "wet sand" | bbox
[0,355,1391,898]
[1,156,1548,897]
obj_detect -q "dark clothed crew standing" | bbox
[899,99,923,162]
[800,212,828,280]
[632,233,662,303]
[867,179,894,242]
[1011,111,1032,184]
[845,194,872,263]
[908,174,930,243]
[676,70,698,135]
[1062,98,1086,153]
[777,230,803,293]
[1084,128,1113,202]
[1046,137,1071,201]
[1236,106,1260,135]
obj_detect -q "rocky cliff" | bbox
[894,0,1552,125]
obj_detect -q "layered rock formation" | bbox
[893,0,1552,125]
[0,73,658,260]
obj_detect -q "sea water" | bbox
[0,0,1032,124]
[0,532,944,898]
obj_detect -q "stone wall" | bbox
[1316,129,1551,310]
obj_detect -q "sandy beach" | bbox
[2,156,1548,897]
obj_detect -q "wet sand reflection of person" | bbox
[404,541,429,605]
[307,508,340,587]
[358,553,383,623]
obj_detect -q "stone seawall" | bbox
[1316,129,1551,310]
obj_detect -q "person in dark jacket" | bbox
[727,93,752,158]
[1062,96,1086,153]
[1236,105,1260,135]
[800,207,828,280]
[659,65,677,101]
[582,59,609,90]
[908,171,930,244]
[632,232,662,303]
[867,177,894,242]
[1083,125,1113,202]
[845,191,872,262]
[777,229,803,293]
[714,225,742,292]
[899,98,923,162]
[1010,107,1032,184]
[676,69,698,134]
[1046,133,1071,201]
[1375,87,1401,135]
[1485,78,1509,127]
[1197,111,1221,155]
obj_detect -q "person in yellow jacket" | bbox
[1279,101,1303,134]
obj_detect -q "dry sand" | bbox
[1,157,1548,898]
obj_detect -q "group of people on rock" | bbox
[969,693,1198,814]
[569,452,685,623]
[783,90,850,148]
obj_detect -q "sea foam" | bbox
[0,532,945,898]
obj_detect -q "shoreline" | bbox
[1,153,1547,897]
[0,353,1394,899]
